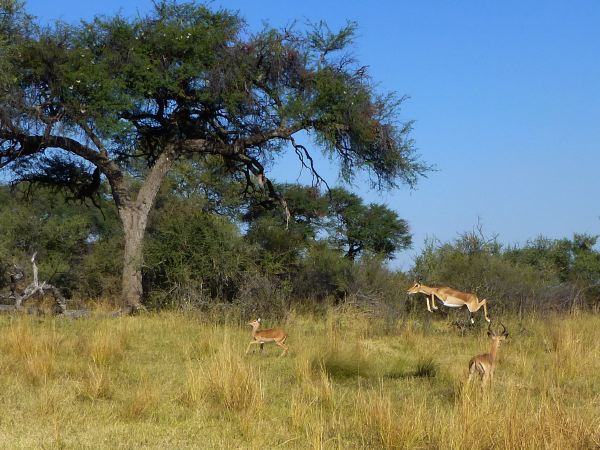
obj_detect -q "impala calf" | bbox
[468,322,508,384]
[246,318,289,357]
[406,281,491,323]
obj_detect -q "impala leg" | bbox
[426,296,433,313]
[467,362,478,384]
[431,294,439,310]
[466,308,474,324]
[276,340,288,357]
[482,372,490,385]
[480,299,491,322]
[245,341,259,355]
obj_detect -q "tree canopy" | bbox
[0,1,427,311]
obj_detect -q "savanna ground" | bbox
[0,307,598,449]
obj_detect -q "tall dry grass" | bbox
[0,310,597,448]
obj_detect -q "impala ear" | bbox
[257,318,261,323]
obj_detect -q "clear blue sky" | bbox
[26,0,600,269]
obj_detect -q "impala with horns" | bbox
[468,322,508,384]
[246,318,289,357]
[406,281,490,323]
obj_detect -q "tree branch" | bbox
[134,144,176,216]
[237,122,308,148]
[0,130,131,207]
[289,135,331,191]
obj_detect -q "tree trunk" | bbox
[113,149,175,313]
[120,207,149,313]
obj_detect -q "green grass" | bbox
[0,309,598,449]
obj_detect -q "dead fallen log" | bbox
[10,253,67,314]
[0,304,90,318]
[1,253,123,318]
[63,309,91,319]
[0,305,16,313]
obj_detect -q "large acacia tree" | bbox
[0,1,427,312]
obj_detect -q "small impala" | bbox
[245,318,289,357]
[406,281,491,323]
[467,322,508,384]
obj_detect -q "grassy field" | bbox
[0,308,598,449]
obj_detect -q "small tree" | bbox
[243,183,328,270]
[244,184,412,262]
[327,188,411,260]
[0,1,427,312]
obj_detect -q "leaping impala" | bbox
[245,318,289,357]
[468,322,509,384]
[406,281,491,323]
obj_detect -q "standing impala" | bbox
[245,318,289,357]
[468,322,509,384]
[406,281,491,323]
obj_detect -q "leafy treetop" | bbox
[0,0,427,210]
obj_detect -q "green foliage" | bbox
[505,234,600,285]
[0,185,120,297]
[291,243,353,300]
[2,1,425,188]
[327,187,411,260]
[144,195,255,306]
[341,256,410,325]
[0,1,31,89]
[244,184,412,263]
[245,215,307,270]
[244,183,329,270]
[168,157,246,217]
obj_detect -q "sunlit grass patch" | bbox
[314,342,374,379]
[82,321,129,366]
[352,388,430,450]
[0,311,597,448]
[182,338,263,415]
[203,349,263,413]
[380,357,412,379]
[122,380,162,421]
[77,363,113,400]
[0,318,62,385]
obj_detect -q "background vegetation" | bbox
[1,181,599,318]
[1,0,598,317]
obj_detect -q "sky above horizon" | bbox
[25,0,600,269]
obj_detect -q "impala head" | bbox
[487,322,509,344]
[248,318,261,328]
[407,281,422,295]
